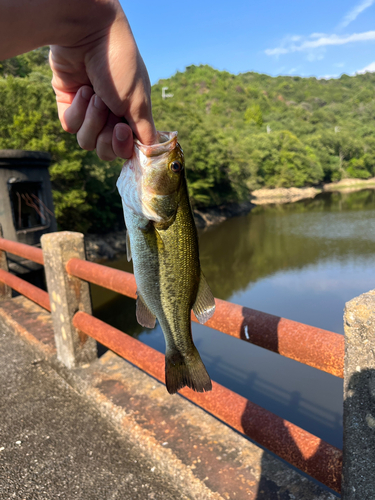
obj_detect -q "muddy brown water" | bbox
[91,189,375,450]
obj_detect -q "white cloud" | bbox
[318,74,339,80]
[310,33,327,39]
[338,0,375,29]
[306,49,325,62]
[290,35,302,42]
[356,61,375,73]
[265,31,375,57]
[266,47,289,56]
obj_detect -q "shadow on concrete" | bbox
[341,368,375,498]
[251,418,341,498]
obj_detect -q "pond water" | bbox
[91,189,375,451]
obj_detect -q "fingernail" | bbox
[81,86,92,101]
[115,125,130,142]
[94,95,107,111]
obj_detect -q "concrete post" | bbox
[343,289,375,499]
[41,231,97,368]
[0,224,11,300]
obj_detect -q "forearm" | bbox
[0,0,125,59]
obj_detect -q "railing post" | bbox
[343,290,375,498]
[41,231,97,368]
[0,224,11,300]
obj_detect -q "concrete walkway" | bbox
[0,296,339,500]
[0,327,184,500]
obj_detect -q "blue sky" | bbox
[120,0,375,83]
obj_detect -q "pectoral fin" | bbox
[193,273,216,324]
[136,293,156,329]
[126,231,132,262]
[154,227,165,251]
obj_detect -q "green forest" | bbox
[1,47,375,232]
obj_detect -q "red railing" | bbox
[66,258,344,378]
[0,238,49,310]
[0,269,51,311]
[0,236,343,493]
[0,238,44,265]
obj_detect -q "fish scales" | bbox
[117,131,215,394]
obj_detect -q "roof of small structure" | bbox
[0,150,51,168]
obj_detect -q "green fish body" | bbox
[117,131,215,394]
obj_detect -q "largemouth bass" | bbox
[116,131,215,394]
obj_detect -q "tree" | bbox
[244,104,263,126]
[2,56,375,231]
[0,53,124,233]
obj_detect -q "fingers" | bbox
[96,117,133,161]
[75,94,109,151]
[59,85,155,159]
[58,86,94,133]
[61,89,134,160]
[124,85,157,146]
[129,116,157,146]
[95,114,120,161]
[113,123,133,159]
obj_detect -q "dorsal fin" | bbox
[193,273,216,324]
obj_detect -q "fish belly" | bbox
[124,206,198,347]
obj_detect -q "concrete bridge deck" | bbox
[0,296,338,499]
[0,320,183,500]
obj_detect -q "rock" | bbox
[251,187,321,205]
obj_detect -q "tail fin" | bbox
[165,347,212,394]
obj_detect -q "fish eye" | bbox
[170,161,182,173]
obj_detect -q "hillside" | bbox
[151,65,375,207]
[1,50,375,231]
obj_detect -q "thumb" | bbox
[126,113,157,146]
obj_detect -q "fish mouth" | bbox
[134,131,178,158]
[117,130,182,224]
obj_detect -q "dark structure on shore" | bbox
[0,150,56,281]
[0,150,56,244]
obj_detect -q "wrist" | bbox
[51,0,126,47]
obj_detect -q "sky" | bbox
[120,0,375,83]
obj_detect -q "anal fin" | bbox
[193,272,216,324]
[136,292,156,329]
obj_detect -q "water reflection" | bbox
[199,189,375,301]
[92,189,375,450]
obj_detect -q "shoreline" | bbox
[84,177,375,262]
[250,177,375,205]
[84,202,255,262]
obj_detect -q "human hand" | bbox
[49,1,157,161]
